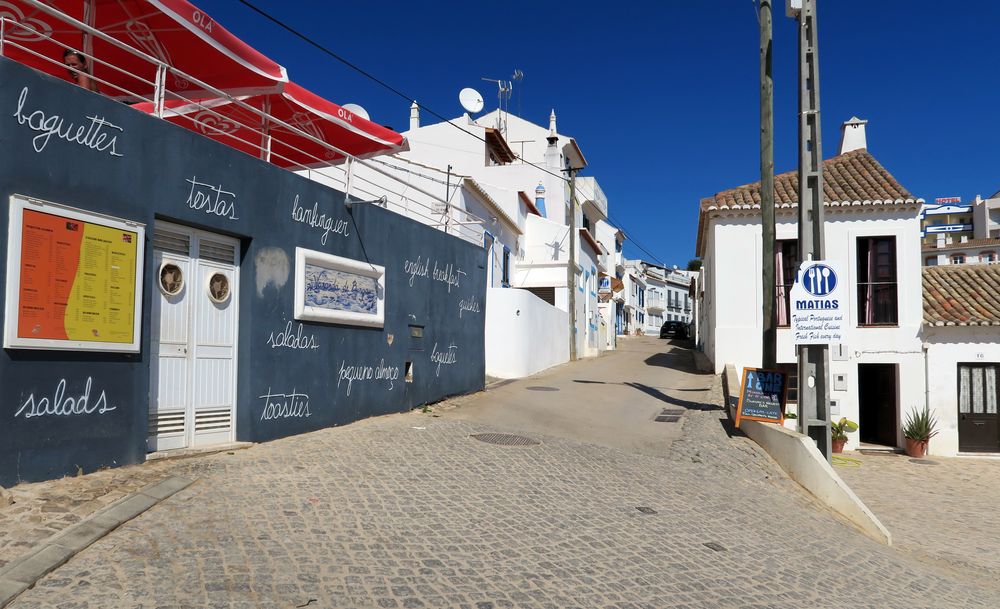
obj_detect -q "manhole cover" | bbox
[526,386,559,392]
[470,433,540,446]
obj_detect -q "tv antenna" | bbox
[481,69,523,137]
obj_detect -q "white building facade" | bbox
[698,143,926,453]
[303,105,618,376]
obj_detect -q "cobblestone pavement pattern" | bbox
[838,450,1000,577]
[8,337,1000,608]
[0,458,186,569]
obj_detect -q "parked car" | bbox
[660,321,688,339]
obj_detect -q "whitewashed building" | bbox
[923,265,1000,455]
[697,122,926,452]
[303,105,618,376]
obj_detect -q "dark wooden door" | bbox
[858,364,897,446]
[958,364,1000,452]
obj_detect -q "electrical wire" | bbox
[235,0,669,265]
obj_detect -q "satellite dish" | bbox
[341,103,370,121]
[459,88,484,114]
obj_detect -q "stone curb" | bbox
[0,476,194,608]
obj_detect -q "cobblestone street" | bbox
[6,338,1000,608]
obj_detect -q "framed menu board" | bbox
[4,195,145,352]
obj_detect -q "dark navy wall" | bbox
[0,59,485,486]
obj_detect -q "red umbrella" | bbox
[132,81,408,167]
[0,0,287,98]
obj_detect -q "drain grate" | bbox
[526,386,559,392]
[655,408,685,423]
[470,433,540,446]
[909,459,939,465]
[703,542,726,552]
[636,506,657,515]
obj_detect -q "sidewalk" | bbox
[837,450,1000,577]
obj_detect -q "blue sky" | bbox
[196,0,999,267]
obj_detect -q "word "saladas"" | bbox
[291,195,350,245]
[15,377,116,419]
[14,87,124,156]
[266,320,320,350]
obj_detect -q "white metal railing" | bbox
[0,2,485,245]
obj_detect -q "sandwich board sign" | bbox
[735,367,787,428]
[789,260,846,345]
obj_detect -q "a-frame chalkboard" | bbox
[735,367,788,428]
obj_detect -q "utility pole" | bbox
[566,168,578,361]
[789,0,832,459]
[760,0,777,370]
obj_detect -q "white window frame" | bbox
[294,247,385,328]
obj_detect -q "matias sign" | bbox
[789,260,846,345]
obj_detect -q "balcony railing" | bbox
[0,2,486,245]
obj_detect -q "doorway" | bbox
[148,222,240,452]
[858,363,897,446]
[957,363,1000,452]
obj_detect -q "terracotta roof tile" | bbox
[923,265,1000,326]
[700,149,916,212]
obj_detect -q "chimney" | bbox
[839,116,868,154]
[549,109,557,136]
[409,101,420,130]
[534,182,547,217]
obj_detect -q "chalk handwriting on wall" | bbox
[459,295,481,318]
[186,176,238,220]
[291,195,350,245]
[403,255,466,293]
[266,320,320,350]
[13,87,124,157]
[255,247,290,297]
[404,256,430,287]
[429,342,458,377]
[14,377,116,419]
[337,359,400,396]
[258,388,311,421]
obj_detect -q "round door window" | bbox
[159,262,184,296]
[207,272,231,304]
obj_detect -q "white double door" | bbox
[148,222,240,452]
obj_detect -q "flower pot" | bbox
[832,438,847,454]
[905,438,928,458]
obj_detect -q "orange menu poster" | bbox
[17,209,138,343]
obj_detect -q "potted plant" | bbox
[902,405,939,458]
[830,417,858,453]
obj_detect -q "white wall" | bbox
[705,206,925,451]
[485,287,569,378]
[924,326,1000,456]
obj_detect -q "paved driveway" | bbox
[8,337,1000,608]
